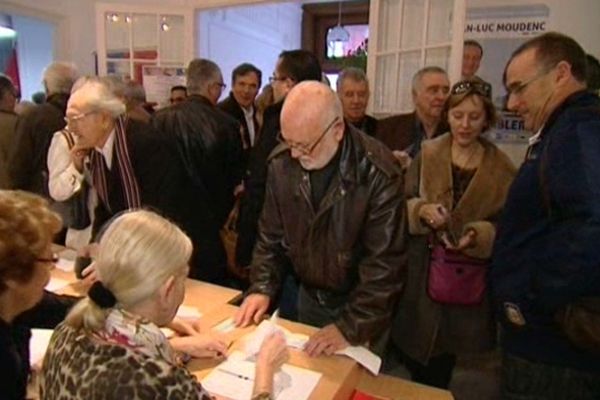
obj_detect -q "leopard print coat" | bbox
[40,322,213,399]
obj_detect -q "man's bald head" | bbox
[281,81,345,170]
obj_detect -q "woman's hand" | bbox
[418,203,450,230]
[168,317,203,336]
[169,333,228,359]
[442,229,477,251]
[253,331,289,396]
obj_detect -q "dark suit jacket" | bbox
[9,93,69,195]
[152,95,244,283]
[236,100,283,267]
[375,112,448,155]
[218,92,259,149]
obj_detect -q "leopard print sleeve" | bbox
[40,323,214,400]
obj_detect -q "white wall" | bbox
[197,2,302,99]
[12,14,54,101]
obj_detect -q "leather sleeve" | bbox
[246,162,287,299]
[335,169,407,344]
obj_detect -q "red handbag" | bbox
[427,243,488,305]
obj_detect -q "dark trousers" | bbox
[501,354,600,400]
[297,285,343,328]
[401,351,457,389]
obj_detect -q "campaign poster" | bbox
[142,66,186,109]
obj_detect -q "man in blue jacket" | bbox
[491,32,600,399]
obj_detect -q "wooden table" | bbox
[356,370,454,400]
[50,247,242,315]
[187,304,360,400]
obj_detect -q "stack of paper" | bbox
[29,329,54,368]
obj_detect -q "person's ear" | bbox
[158,275,176,307]
[554,60,572,86]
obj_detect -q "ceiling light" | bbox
[327,2,350,45]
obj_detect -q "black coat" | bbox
[152,95,244,283]
[9,93,69,195]
[217,92,259,150]
[0,292,76,400]
[236,100,283,267]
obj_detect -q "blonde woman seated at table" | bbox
[41,210,288,400]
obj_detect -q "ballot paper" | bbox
[241,310,382,375]
[202,351,321,400]
[44,277,70,292]
[55,257,75,272]
[176,305,202,320]
[213,317,236,333]
[29,329,54,367]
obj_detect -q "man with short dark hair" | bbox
[169,85,187,105]
[336,67,377,136]
[462,40,484,80]
[376,66,449,169]
[491,32,600,399]
[235,82,406,358]
[218,63,261,150]
[152,58,243,284]
[236,50,322,268]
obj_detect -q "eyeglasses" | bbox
[36,253,59,264]
[506,66,555,97]
[64,110,95,126]
[269,75,288,84]
[451,80,492,98]
[278,117,340,156]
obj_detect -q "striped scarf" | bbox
[90,115,141,212]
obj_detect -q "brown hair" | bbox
[442,78,497,132]
[0,191,62,293]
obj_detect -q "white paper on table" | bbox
[212,317,236,333]
[335,345,382,375]
[55,258,75,272]
[29,329,54,367]
[176,305,202,320]
[45,277,70,292]
[202,351,321,400]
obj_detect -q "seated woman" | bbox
[0,190,78,400]
[41,210,288,399]
[390,78,517,389]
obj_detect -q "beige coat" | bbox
[391,132,516,364]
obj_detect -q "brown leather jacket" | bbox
[248,125,407,344]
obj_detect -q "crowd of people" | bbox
[0,31,599,399]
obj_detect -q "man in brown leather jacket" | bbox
[235,81,407,356]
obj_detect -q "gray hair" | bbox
[336,67,368,92]
[72,76,126,117]
[186,58,221,94]
[43,62,79,95]
[411,66,447,92]
[65,210,192,331]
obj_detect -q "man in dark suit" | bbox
[336,67,378,136]
[218,63,261,152]
[376,66,450,169]
[9,62,79,195]
[236,50,322,269]
[152,59,244,284]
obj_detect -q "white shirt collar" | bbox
[96,129,116,169]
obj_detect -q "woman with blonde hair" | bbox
[41,210,288,399]
[0,190,77,400]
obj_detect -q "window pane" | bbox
[424,47,450,71]
[159,15,184,62]
[400,0,425,49]
[132,14,157,60]
[377,0,401,51]
[107,60,131,79]
[326,25,368,59]
[397,51,421,111]
[105,12,130,59]
[374,54,398,111]
[427,0,453,45]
